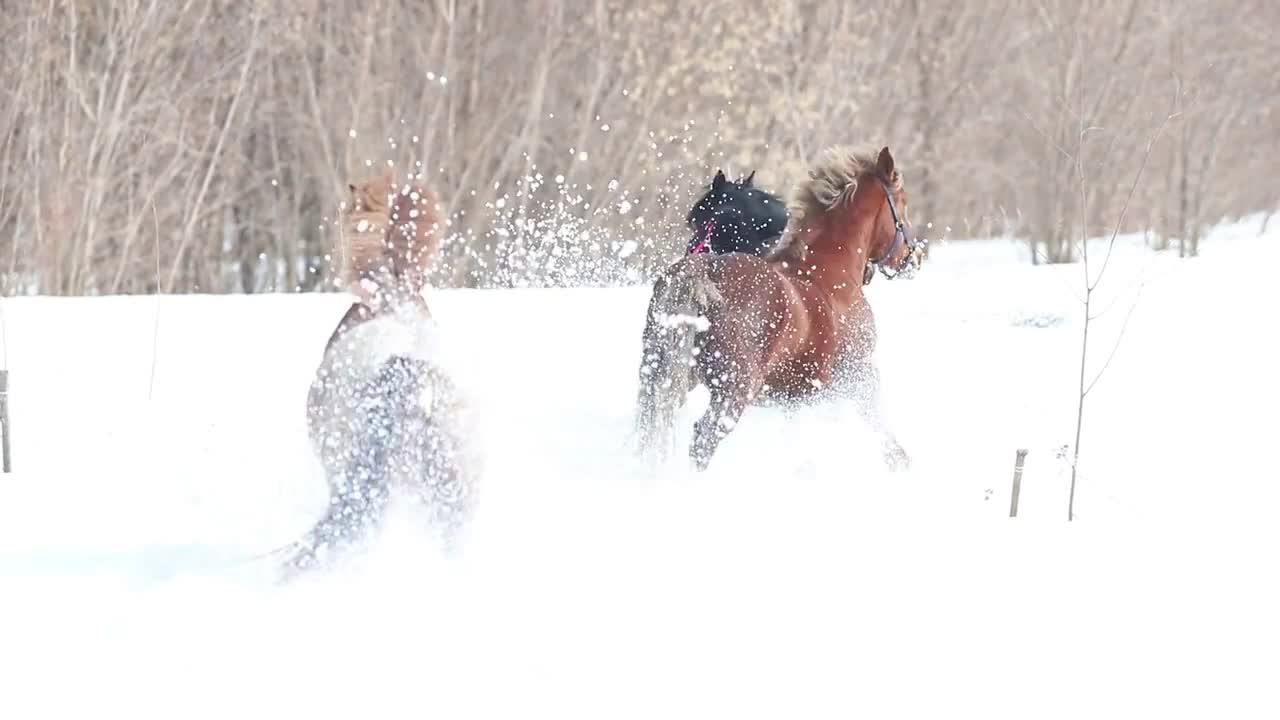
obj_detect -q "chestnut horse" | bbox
[277,171,480,579]
[633,145,926,472]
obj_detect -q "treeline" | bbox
[0,0,1274,295]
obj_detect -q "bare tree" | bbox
[0,0,1275,295]
[1066,103,1178,521]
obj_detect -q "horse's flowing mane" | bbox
[767,145,897,264]
[340,170,444,298]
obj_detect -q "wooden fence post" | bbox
[1,370,10,473]
[1009,448,1027,518]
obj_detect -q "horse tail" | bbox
[633,260,722,467]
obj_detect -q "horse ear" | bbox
[712,170,727,189]
[877,146,895,179]
[743,170,756,186]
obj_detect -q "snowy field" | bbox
[0,217,1277,718]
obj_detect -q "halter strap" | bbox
[862,179,915,285]
[687,218,716,255]
[869,179,907,267]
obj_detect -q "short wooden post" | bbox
[1009,448,1027,517]
[0,369,10,473]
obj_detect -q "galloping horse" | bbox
[685,169,790,256]
[634,145,926,472]
[278,171,480,578]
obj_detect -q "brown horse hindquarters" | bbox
[701,259,849,402]
[676,258,822,466]
[764,278,849,402]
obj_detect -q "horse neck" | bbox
[323,292,431,355]
[799,208,877,296]
[370,290,432,325]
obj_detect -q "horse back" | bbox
[702,255,858,397]
[701,257,819,358]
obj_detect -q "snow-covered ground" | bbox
[0,217,1276,718]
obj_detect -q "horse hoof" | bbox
[884,447,911,472]
[689,447,713,472]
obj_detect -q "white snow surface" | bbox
[0,217,1277,718]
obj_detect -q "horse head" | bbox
[860,147,926,285]
[686,169,789,256]
[342,171,444,308]
[765,146,926,286]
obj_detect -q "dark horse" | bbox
[276,171,480,580]
[685,169,790,256]
[634,146,926,472]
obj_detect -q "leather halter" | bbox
[687,218,716,255]
[862,179,924,285]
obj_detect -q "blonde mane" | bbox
[766,145,897,264]
[340,170,444,300]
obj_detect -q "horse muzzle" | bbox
[898,236,928,278]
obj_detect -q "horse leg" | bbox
[405,418,475,558]
[689,376,760,472]
[279,469,391,578]
[280,402,396,578]
[847,360,910,471]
